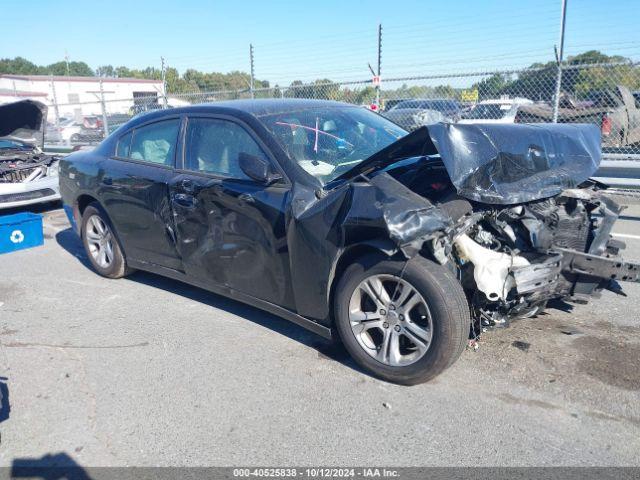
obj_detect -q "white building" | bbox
[0,74,164,121]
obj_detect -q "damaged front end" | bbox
[450,187,638,328]
[0,100,61,209]
[329,122,638,329]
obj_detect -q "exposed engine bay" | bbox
[0,149,59,184]
[0,99,61,208]
[449,187,636,329]
[373,124,640,331]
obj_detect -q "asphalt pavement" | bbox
[0,201,639,467]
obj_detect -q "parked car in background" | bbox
[45,118,78,144]
[44,116,105,145]
[382,98,461,130]
[517,85,640,148]
[0,100,61,209]
[59,99,638,385]
[459,98,533,124]
[381,98,411,112]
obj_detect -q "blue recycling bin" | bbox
[0,212,44,255]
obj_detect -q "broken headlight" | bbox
[47,161,59,178]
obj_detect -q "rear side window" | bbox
[128,119,180,166]
[116,131,132,158]
[184,118,268,179]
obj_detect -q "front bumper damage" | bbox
[0,100,60,209]
[0,174,60,209]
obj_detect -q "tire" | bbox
[70,133,80,143]
[334,254,470,385]
[80,203,133,279]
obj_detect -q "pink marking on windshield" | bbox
[274,121,354,146]
[314,117,319,153]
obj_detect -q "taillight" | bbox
[601,114,612,136]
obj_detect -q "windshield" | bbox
[465,104,511,119]
[258,106,407,184]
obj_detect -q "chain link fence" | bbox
[46,61,640,157]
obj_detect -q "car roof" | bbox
[129,98,355,125]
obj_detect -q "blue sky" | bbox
[3,0,639,86]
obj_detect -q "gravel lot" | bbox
[0,201,639,467]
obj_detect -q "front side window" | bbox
[258,106,406,184]
[184,118,268,180]
[128,119,180,166]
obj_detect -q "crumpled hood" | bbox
[338,122,601,205]
[0,100,48,149]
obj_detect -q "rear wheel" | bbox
[81,203,132,279]
[334,254,470,385]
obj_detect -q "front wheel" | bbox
[334,254,470,385]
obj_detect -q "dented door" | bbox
[169,116,295,308]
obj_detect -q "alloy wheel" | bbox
[85,215,115,269]
[348,274,433,366]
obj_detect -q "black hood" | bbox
[0,100,48,149]
[336,122,601,205]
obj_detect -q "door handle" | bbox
[238,193,255,204]
[102,177,113,186]
[172,193,196,208]
[179,178,195,193]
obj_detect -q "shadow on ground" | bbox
[12,452,92,480]
[55,228,358,372]
[0,376,9,423]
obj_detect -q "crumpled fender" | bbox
[287,173,452,323]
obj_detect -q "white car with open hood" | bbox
[0,100,61,209]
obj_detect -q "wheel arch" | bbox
[327,239,399,326]
[77,195,129,261]
[76,193,100,216]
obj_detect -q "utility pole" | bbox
[64,50,70,76]
[161,56,168,109]
[49,75,60,133]
[88,83,115,140]
[377,23,382,109]
[249,44,255,99]
[98,79,109,139]
[552,0,568,123]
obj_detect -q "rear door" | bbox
[100,117,182,270]
[169,115,294,308]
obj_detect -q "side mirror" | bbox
[239,152,282,185]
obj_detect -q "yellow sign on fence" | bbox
[461,89,479,102]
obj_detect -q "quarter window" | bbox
[116,131,132,158]
[128,119,181,166]
[184,118,269,179]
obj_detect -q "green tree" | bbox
[0,56,40,75]
[472,73,510,100]
[44,61,94,76]
[96,65,115,77]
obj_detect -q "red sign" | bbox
[372,75,380,86]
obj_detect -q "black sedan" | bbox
[59,99,638,385]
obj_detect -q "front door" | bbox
[169,116,294,309]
